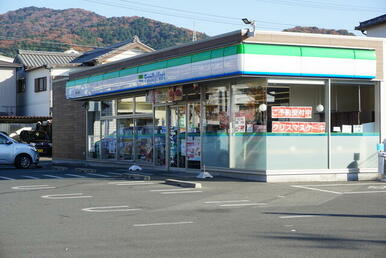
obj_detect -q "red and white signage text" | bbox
[272,122,326,133]
[272,106,312,119]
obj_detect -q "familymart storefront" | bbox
[66,30,382,182]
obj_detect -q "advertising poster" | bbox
[272,122,325,133]
[234,116,246,133]
[272,106,313,119]
[174,86,183,101]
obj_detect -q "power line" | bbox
[255,0,386,13]
[116,0,298,27]
[82,0,289,30]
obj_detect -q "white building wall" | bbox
[381,39,386,145]
[18,68,51,116]
[367,24,386,38]
[17,67,85,116]
[0,68,17,115]
[103,49,147,63]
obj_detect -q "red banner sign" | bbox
[272,106,312,119]
[272,122,325,133]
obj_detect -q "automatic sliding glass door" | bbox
[168,103,201,170]
[169,105,186,168]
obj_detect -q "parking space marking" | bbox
[280,215,317,219]
[160,190,203,194]
[12,185,56,190]
[86,173,111,178]
[133,221,194,227]
[21,175,40,179]
[368,185,386,190]
[291,185,342,194]
[292,183,386,194]
[65,174,86,178]
[150,188,195,192]
[219,203,267,207]
[43,174,63,179]
[204,200,250,204]
[113,182,155,186]
[41,193,93,199]
[343,190,386,194]
[0,176,15,180]
[106,172,122,175]
[82,206,142,213]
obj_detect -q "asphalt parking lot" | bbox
[0,164,385,258]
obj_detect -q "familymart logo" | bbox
[138,71,166,84]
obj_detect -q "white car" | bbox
[0,132,39,169]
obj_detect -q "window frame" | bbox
[34,77,47,92]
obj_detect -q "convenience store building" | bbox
[55,30,386,182]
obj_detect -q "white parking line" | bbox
[43,174,63,179]
[204,200,250,204]
[65,174,86,178]
[133,221,194,227]
[86,173,111,178]
[12,185,56,190]
[150,188,195,192]
[41,193,93,199]
[219,203,266,207]
[114,182,155,186]
[343,190,386,194]
[21,175,40,179]
[160,191,203,194]
[280,215,317,219]
[109,181,146,184]
[106,172,122,175]
[0,176,15,180]
[291,185,342,194]
[82,206,142,213]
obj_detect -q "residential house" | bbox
[0,60,21,116]
[356,14,386,37]
[14,36,153,116]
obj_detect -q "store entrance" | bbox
[168,103,201,170]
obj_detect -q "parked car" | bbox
[0,132,39,168]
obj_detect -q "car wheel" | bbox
[15,154,32,169]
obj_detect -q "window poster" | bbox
[272,122,325,133]
[234,116,246,133]
[186,136,201,161]
[272,106,313,119]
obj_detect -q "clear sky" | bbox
[0,0,385,36]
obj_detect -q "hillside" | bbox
[0,6,207,57]
[283,26,355,36]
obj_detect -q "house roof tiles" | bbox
[15,50,81,68]
[355,14,386,31]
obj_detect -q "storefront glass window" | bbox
[135,118,153,162]
[331,83,378,169]
[230,78,267,170]
[101,100,116,116]
[266,80,328,170]
[117,119,134,160]
[154,106,167,166]
[202,83,230,168]
[101,119,117,159]
[135,96,152,114]
[117,97,134,115]
[87,101,101,159]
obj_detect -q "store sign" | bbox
[272,121,325,133]
[272,106,312,119]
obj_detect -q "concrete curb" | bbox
[75,168,97,173]
[164,179,202,188]
[121,173,151,181]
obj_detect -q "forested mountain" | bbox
[0,7,208,57]
[283,26,355,36]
